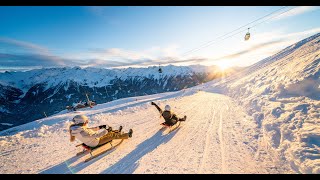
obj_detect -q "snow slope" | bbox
[202,32,320,174]
[0,88,278,174]
[0,64,226,131]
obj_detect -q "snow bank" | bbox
[205,33,320,173]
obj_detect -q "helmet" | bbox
[72,115,89,125]
[165,105,171,111]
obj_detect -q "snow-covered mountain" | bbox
[0,64,231,131]
[0,33,319,174]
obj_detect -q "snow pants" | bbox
[97,131,129,146]
[164,117,185,126]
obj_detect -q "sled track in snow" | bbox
[0,91,279,174]
[102,98,200,174]
[218,102,227,173]
[197,102,216,173]
[166,97,215,166]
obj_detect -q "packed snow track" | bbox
[0,90,276,174]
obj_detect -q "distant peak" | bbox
[72,66,82,70]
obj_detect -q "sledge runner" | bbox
[151,102,186,126]
[69,115,133,148]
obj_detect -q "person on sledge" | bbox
[69,115,133,148]
[71,100,85,111]
[151,101,186,126]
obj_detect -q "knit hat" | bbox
[72,115,89,125]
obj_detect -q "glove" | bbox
[99,125,107,129]
[151,102,156,105]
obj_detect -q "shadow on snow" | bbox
[101,127,181,174]
[39,142,118,174]
[39,127,180,174]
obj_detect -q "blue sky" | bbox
[0,6,320,71]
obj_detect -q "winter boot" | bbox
[128,129,133,138]
[179,116,187,121]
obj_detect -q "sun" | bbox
[216,61,232,71]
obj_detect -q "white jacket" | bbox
[70,124,108,147]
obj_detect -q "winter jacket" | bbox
[153,103,179,125]
[69,124,108,147]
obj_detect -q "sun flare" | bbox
[216,61,232,71]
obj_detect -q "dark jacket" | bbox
[153,103,179,125]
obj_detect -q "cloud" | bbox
[273,6,320,21]
[0,37,75,69]
[89,45,181,61]
[0,37,49,55]
[89,48,152,60]
[83,45,184,68]
[0,36,203,69]
[0,39,186,70]
[0,53,68,67]
[162,44,180,57]
[132,57,205,67]
[2,27,320,71]
[0,66,43,73]
[281,27,320,39]
[78,51,205,68]
[197,27,320,67]
[212,39,285,61]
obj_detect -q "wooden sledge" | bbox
[76,139,124,162]
[160,121,181,134]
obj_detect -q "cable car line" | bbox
[179,6,289,57]
[154,6,297,73]
[91,6,297,74]
[166,6,297,62]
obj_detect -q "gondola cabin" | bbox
[245,28,250,41]
[245,32,250,41]
[158,64,162,73]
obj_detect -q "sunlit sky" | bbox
[0,6,320,71]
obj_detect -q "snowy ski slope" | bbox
[1,33,319,174]
[0,89,275,174]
